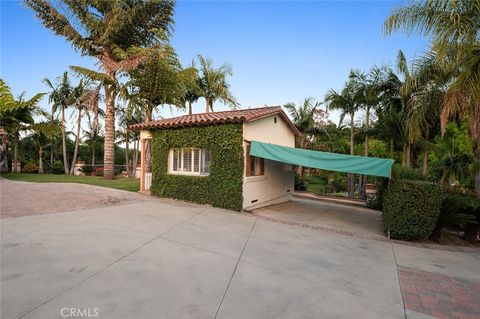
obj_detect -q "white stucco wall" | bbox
[242,115,296,210]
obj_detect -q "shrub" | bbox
[374,165,432,211]
[51,161,64,174]
[306,175,328,185]
[95,170,104,177]
[366,194,381,210]
[383,179,442,240]
[294,172,307,191]
[370,177,389,210]
[22,162,39,173]
[433,193,477,240]
[391,164,435,181]
[435,186,480,242]
[324,184,335,193]
[331,175,347,192]
[81,165,94,175]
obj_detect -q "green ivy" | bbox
[150,124,244,211]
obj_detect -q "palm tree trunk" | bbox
[91,148,95,168]
[0,136,8,171]
[205,98,210,113]
[13,136,18,173]
[125,130,130,176]
[422,149,428,175]
[405,143,411,168]
[50,137,54,165]
[38,147,43,174]
[103,73,116,180]
[70,108,82,175]
[475,153,480,199]
[94,105,99,133]
[390,139,394,158]
[188,101,192,115]
[360,107,370,200]
[298,136,305,182]
[348,112,355,198]
[61,105,69,174]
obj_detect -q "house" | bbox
[129,106,301,211]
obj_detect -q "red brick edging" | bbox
[398,265,480,319]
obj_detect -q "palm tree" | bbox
[83,120,104,168]
[69,81,100,175]
[197,55,238,112]
[284,97,323,181]
[179,62,201,115]
[350,67,387,198]
[284,97,323,148]
[0,81,44,172]
[371,67,407,160]
[384,0,480,196]
[325,79,360,197]
[43,72,74,174]
[25,0,175,179]
[30,121,58,174]
[117,90,145,177]
[42,108,61,166]
[395,50,419,168]
[127,47,183,123]
[405,54,448,174]
[116,104,137,177]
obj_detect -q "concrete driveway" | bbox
[1,179,479,319]
[253,197,384,237]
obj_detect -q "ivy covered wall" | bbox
[150,124,244,211]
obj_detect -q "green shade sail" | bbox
[249,141,394,178]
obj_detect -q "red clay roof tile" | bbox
[128,106,300,136]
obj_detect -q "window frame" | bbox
[168,148,210,176]
[245,142,264,177]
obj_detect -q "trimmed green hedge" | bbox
[383,179,442,240]
[150,124,244,211]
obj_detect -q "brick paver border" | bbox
[398,266,480,319]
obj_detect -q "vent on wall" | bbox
[251,199,258,203]
[274,116,277,124]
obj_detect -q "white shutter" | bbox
[183,149,192,172]
[202,149,211,173]
[172,149,180,171]
[193,149,200,172]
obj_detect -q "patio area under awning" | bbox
[249,141,394,178]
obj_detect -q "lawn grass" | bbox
[1,173,140,192]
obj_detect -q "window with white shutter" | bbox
[169,148,210,176]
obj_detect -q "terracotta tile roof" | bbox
[129,106,300,135]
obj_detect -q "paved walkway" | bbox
[0,178,152,219]
[1,179,479,319]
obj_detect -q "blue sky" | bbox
[1,0,429,127]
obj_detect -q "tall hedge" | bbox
[150,124,244,211]
[383,179,442,240]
